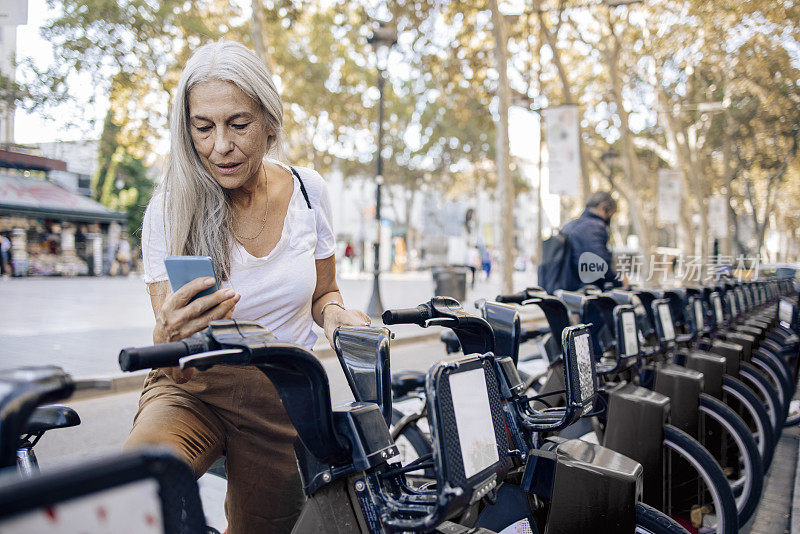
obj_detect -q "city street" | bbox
[0,270,537,378]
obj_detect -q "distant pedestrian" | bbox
[344,241,355,269]
[466,244,480,288]
[110,234,132,276]
[0,232,12,277]
[541,191,621,292]
[481,247,492,279]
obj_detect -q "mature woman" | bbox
[125,40,371,533]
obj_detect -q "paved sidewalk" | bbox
[744,426,799,534]
[0,271,536,378]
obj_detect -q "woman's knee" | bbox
[125,396,224,477]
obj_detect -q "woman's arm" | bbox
[147,281,171,343]
[312,255,371,346]
[311,256,343,326]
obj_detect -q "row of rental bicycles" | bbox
[0,277,797,533]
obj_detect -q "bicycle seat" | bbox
[580,295,617,356]
[525,295,571,360]
[23,405,80,435]
[391,370,426,397]
[481,301,521,365]
[440,329,462,354]
[556,290,585,312]
[333,327,393,425]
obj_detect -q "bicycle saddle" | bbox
[440,329,462,354]
[391,370,426,397]
[554,290,585,313]
[23,405,80,435]
[333,326,393,425]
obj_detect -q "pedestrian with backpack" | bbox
[538,191,621,293]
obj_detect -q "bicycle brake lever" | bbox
[179,349,249,371]
[425,317,459,328]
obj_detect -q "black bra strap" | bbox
[289,167,312,209]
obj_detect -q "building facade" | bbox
[0,148,126,276]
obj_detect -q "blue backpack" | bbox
[537,230,578,294]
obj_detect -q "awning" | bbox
[0,150,67,172]
[0,173,126,223]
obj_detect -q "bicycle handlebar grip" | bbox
[382,306,429,325]
[119,342,190,372]
[495,291,528,304]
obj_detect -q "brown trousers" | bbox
[124,365,305,533]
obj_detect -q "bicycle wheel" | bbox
[635,502,690,534]
[739,363,783,441]
[663,425,738,534]
[699,394,763,525]
[785,359,800,428]
[390,407,432,477]
[722,376,775,470]
[751,352,791,413]
[785,399,800,427]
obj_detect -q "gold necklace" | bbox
[233,168,269,241]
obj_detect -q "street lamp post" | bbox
[366,21,397,318]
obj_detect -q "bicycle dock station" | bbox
[0,278,799,533]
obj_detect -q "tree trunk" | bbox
[490,0,514,293]
[720,105,737,257]
[687,125,710,265]
[656,80,715,263]
[605,20,652,259]
[699,197,710,264]
[251,0,274,71]
[654,85,693,256]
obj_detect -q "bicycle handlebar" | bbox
[496,291,530,304]
[381,305,432,326]
[118,336,210,372]
[119,342,190,372]
[386,297,495,356]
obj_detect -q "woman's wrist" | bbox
[320,300,345,322]
[153,311,179,344]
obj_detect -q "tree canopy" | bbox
[15,0,800,265]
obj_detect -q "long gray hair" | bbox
[158,40,284,282]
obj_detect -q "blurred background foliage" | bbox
[13,0,800,259]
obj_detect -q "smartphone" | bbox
[164,255,219,302]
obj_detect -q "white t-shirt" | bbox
[141,161,336,349]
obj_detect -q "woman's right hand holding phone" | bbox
[152,276,240,383]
